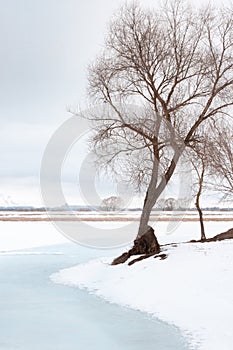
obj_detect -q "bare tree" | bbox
[190,138,210,241]
[164,198,177,211]
[189,125,233,244]
[209,122,233,200]
[81,0,233,245]
[101,196,124,211]
[188,121,233,241]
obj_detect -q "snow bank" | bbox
[0,222,69,252]
[51,222,233,350]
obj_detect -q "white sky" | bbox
[0,0,230,206]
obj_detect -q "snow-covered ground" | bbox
[0,222,69,252]
[52,221,233,350]
[1,217,233,349]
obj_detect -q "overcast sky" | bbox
[0,0,123,205]
[0,0,228,206]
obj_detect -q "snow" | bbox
[0,251,64,255]
[51,221,233,350]
[0,222,69,252]
[1,215,233,348]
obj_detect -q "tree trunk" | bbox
[111,147,183,266]
[196,199,206,241]
[111,226,160,265]
[138,191,157,237]
[137,148,182,238]
[195,161,206,241]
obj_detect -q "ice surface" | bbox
[0,242,189,350]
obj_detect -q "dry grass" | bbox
[0,216,232,222]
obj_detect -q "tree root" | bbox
[111,226,160,266]
[111,227,233,267]
[189,228,233,243]
[128,253,167,266]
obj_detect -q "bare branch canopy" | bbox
[80,0,233,237]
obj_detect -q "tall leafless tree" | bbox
[208,122,233,200]
[188,121,233,241]
[81,0,233,240]
[190,135,211,241]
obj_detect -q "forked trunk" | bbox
[137,149,182,238]
[112,149,183,265]
[138,190,159,237]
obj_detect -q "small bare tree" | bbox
[164,198,177,211]
[209,122,233,200]
[190,137,210,241]
[101,196,124,211]
[79,0,233,254]
[188,121,233,241]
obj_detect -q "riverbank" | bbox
[1,210,233,222]
[52,223,233,350]
[0,222,190,350]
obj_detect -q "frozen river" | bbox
[0,243,190,350]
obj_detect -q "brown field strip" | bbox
[0,216,232,222]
